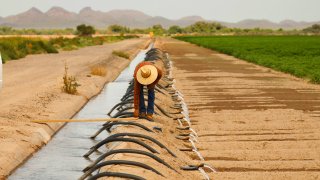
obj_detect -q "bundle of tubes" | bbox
[80,48,215,180]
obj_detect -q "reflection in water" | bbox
[9,49,148,180]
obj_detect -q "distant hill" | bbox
[223,19,319,30]
[0,7,319,29]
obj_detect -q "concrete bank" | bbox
[0,38,150,178]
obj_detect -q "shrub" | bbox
[62,63,80,94]
[76,24,96,37]
[112,50,130,59]
[108,25,130,33]
[0,35,136,62]
[0,38,58,62]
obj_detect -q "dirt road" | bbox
[160,38,320,179]
[0,38,149,178]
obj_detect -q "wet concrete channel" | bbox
[9,47,150,180]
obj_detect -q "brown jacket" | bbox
[133,62,162,116]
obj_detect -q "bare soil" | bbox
[0,38,149,178]
[3,36,320,180]
[159,38,320,180]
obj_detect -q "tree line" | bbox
[1,21,320,36]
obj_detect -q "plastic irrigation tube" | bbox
[115,100,134,111]
[80,160,163,180]
[121,91,152,102]
[145,55,162,61]
[146,48,161,55]
[120,94,163,105]
[155,87,166,95]
[103,121,154,133]
[84,137,159,157]
[83,149,175,172]
[106,133,176,157]
[180,163,216,173]
[107,101,133,116]
[111,107,133,117]
[154,103,173,118]
[121,92,133,101]
[111,112,134,118]
[87,172,146,180]
[92,120,154,139]
[90,122,113,139]
[116,114,137,119]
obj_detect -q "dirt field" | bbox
[0,37,149,178]
[2,36,320,180]
[159,38,320,179]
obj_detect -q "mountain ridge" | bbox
[0,7,318,29]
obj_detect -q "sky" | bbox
[0,0,319,22]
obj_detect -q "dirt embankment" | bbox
[0,38,150,178]
[160,38,320,179]
[80,41,202,180]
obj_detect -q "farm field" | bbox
[161,37,320,179]
[175,36,320,83]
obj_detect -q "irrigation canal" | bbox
[9,46,151,180]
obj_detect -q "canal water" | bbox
[9,47,149,180]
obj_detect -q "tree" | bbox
[168,25,183,34]
[108,25,130,34]
[131,28,148,34]
[76,24,96,37]
[150,24,166,36]
[303,24,320,34]
[185,21,225,34]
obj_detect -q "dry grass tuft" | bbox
[91,65,107,76]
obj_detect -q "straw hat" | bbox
[136,65,158,85]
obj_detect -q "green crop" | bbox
[176,36,320,84]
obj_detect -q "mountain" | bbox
[0,7,319,29]
[4,7,50,28]
[222,19,320,30]
[223,19,278,29]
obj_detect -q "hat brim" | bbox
[136,65,158,85]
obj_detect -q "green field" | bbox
[0,36,136,63]
[175,36,320,84]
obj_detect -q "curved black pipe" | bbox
[91,121,154,139]
[180,165,199,171]
[121,92,133,101]
[116,114,136,118]
[154,103,173,118]
[155,87,166,95]
[106,133,176,157]
[176,126,190,130]
[103,121,154,133]
[80,160,163,179]
[83,149,175,172]
[90,121,113,139]
[87,172,145,180]
[84,137,159,157]
[111,112,134,118]
[111,107,134,117]
[107,101,133,116]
